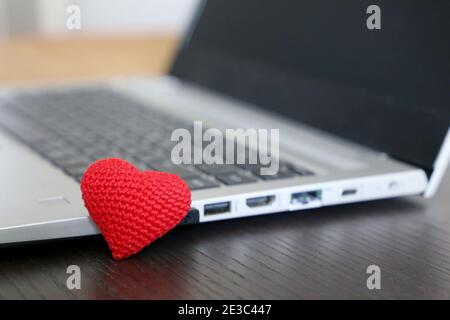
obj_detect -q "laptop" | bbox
[0,0,449,244]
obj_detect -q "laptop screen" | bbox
[171,0,450,174]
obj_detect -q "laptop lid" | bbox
[170,0,450,195]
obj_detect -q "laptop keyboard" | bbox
[0,88,314,190]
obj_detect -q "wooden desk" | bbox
[0,37,449,299]
[0,36,178,83]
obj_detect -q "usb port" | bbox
[246,195,275,208]
[342,188,357,196]
[204,201,231,216]
[291,190,321,205]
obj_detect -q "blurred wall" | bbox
[0,0,200,37]
[0,0,10,37]
[0,0,40,37]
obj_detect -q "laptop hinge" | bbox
[424,127,450,198]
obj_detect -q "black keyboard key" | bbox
[112,153,137,164]
[53,156,92,169]
[285,164,314,176]
[134,150,168,162]
[259,163,296,180]
[214,172,257,185]
[134,161,153,171]
[149,159,200,178]
[0,106,53,144]
[236,163,261,174]
[258,171,296,180]
[195,164,242,175]
[65,165,89,180]
[184,177,220,190]
[34,139,68,153]
[240,162,314,180]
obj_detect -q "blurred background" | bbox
[0,0,201,83]
[0,0,200,38]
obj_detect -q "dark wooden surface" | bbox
[1,170,449,299]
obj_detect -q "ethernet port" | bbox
[291,190,321,205]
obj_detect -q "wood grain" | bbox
[0,36,449,299]
[0,172,449,299]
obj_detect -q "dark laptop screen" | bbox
[171,0,450,174]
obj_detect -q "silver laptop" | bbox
[0,0,449,244]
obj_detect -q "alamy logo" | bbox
[171,121,279,175]
[366,265,381,290]
[66,5,81,30]
[366,5,381,30]
[66,265,81,290]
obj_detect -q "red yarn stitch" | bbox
[81,158,191,260]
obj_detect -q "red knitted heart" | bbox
[81,158,191,260]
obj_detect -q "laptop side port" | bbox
[342,188,358,196]
[204,201,231,216]
[246,195,276,208]
[290,190,322,208]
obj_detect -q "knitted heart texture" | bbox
[81,158,191,260]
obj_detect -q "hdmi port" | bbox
[204,201,231,216]
[246,195,275,208]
